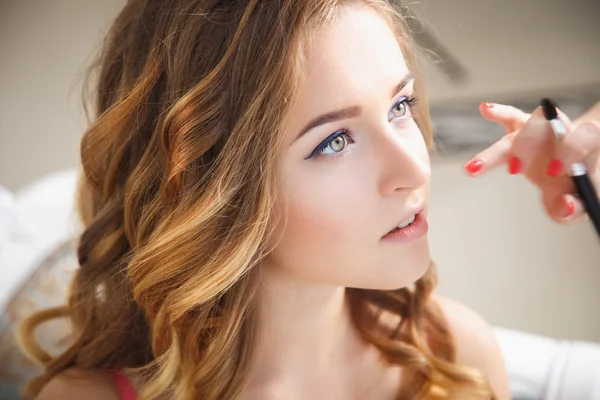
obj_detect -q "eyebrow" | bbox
[294,72,415,141]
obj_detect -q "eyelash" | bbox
[305,95,419,160]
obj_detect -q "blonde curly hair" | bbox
[19,1,494,399]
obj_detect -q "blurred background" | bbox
[1,0,599,350]
[2,1,600,398]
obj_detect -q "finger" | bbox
[552,121,600,174]
[463,132,515,177]
[464,103,529,176]
[479,102,530,133]
[509,106,574,174]
[545,192,588,224]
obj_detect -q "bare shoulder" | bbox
[36,367,120,400]
[430,294,511,400]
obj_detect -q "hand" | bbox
[462,102,600,225]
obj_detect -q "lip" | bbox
[381,211,428,242]
[384,203,426,236]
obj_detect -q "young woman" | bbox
[19,0,600,399]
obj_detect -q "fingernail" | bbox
[464,159,483,175]
[563,201,575,218]
[547,159,564,177]
[481,102,494,109]
[508,156,522,174]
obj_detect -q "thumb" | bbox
[548,193,588,224]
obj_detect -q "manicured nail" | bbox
[481,102,494,109]
[508,156,522,174]
[564,201,575,217]
[547,159,564,177]
[464,160,483,175]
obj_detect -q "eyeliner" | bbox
[541,98,600,238]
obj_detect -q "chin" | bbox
[382,260,430,290]
[369,238,432,290]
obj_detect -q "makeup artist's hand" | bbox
[463,101,600,224]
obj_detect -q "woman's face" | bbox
[265,6,431,290]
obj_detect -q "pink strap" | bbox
[107,370,137,400]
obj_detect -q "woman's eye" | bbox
[322,134,347,154]
[392,101,408,117]
[388,96,417,120]
[306,129,355,159]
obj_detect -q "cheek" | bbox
[285,183,360,251]
[269,170,371,284]
[287,194,348,241]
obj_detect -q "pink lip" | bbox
[381,211,428,243]
[385,204,426,236]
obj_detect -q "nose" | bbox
[375,124,430,197]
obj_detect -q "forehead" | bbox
[289,6,409,125]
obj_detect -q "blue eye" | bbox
[388,96,418,121]
[305,128,355,160]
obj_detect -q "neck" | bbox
[248,264,370,389]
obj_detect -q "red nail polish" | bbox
[566,201,575,217]
[547,159,563,177]
[465,160,483,174]
[481,102,494,109]
[508,156,522,174]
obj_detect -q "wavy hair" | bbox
[18,0,494,398]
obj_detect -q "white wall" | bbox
[430,154,600,342]
[0,0,124,191]
[1,0,599,341]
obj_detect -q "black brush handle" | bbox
[571,173,600,237]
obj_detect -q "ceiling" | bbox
[408,0,600,104]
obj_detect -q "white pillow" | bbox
[0,168,81,312]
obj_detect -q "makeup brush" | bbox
[541,98,600,238]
